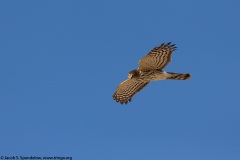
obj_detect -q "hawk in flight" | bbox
[113,42,191,104]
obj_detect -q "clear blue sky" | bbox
[0,0,240,160]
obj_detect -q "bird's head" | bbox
[128,69,139,79]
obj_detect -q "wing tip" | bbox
[113,93,131,105]
[155,42,177,51]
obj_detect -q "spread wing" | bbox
[113,79,149,104]
[138,42,177,70]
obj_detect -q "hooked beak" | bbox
[128,74,132,79]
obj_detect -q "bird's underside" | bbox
[113,42,191,104]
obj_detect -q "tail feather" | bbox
[166,72,191,80]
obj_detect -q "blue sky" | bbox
[0,0,240,159]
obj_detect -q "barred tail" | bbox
[166,72,191,80]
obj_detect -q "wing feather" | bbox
[113,79,149,104]
[138,42,177,70]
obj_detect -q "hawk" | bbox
[113,42,191,104]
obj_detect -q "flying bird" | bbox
[113,42,191,104]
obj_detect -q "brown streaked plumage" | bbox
[113,42,191,104]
